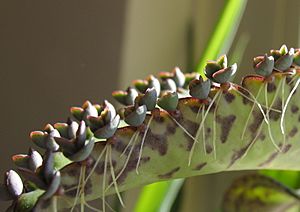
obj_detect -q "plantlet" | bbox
[1,45,300,211]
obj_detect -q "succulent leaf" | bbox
[136,87,158,111]
[254,54,274,77]
[28,149,43,172]
[124,105,147,126]
[6,170,23,198]
[112,87,138,106]
[204,61,222,80]
[157,91,179,111]
[93,114,120,139]
[189,77,211,99]
[212,63,237,83]
[172,67,185,87]
[40,171,61,200]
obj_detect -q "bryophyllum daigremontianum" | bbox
[1,45,300,211]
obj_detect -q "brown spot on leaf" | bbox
[167,123,176,134]
[288,127,298,137]
[216,115,236,143]
[228,142,252,168]
[94,158,116,175]
[249,110,264,137]
[64,184,79,197]
[238,87,251,105]
[158,167,180,179]
[259,152,279,167]
[291,105,299,113]
[193,162,207,171]
[224,92,235,103]
[116,156,150,184]
[182,120,199,151]
[205,144,213,154]
[189,104,202,114]
[84,178,93,195]
[267,82,276,92]
[269,100,281,121]
[259,133,265,141]
[144,128,169,155]
[282,144,292,153]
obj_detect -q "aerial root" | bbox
[288,74,299,85]
[80,166,86,212]
[64,144,107,195]
[264,82,281,152]
[240,85,264,140]
[235,85,281,113]
[53,196,58,212]
[105,131,139,192]
[102,146,109,212]
[237,85,269,124]
[168,114,198,143]
[241,77,290,157]
[201,106,206,155]
[195,104,202,120]
[120,130,139,157]
[188,91,221,166]
[83,198,115,212]
[281,76,286,147]
[70,165,84,212]
[212,91,222,160]
[108,145,125,207]
[84,201,102,212]
[281,78,300,135]
[84,146,108,186]
[136,116,153,174]
[242,124,263,159]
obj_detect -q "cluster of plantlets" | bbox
[1,45,300,211]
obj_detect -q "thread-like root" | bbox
[136,116,153,174]
[188,91,221,166]
[108,145,124,207]
[65,145,109,198]
[102,147,109,212]
[240,85,263,140]
[120,131,139,157]
[83,197,115,212]
[80,166,86,212]
[281,78,300,135]
[242,79,285,157]
[53,196,58,212]
[105,132,139,192]
[241,124,263,159]
[234,85,281,113]
[168,114,198,143]
[287,74,299,85]
[194,105,206,154]
[264,82,281,151]
[201,106,206,155]
[84,201,102,212]
[70,165,84,212]
[212,92,222,160]
[84,146,107,186]
[281,76,286,147]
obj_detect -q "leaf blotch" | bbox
[158,167,180,179]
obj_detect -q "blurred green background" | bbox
[0,0,299,211]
